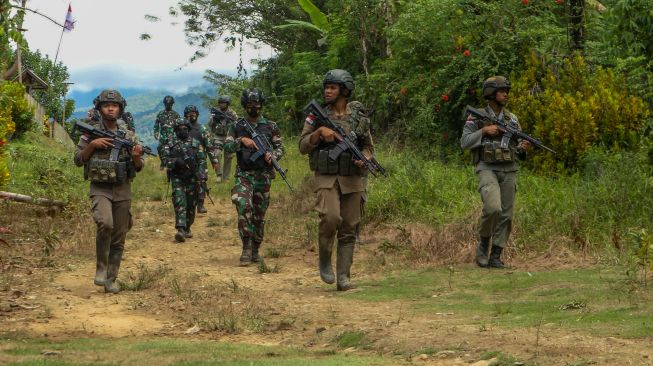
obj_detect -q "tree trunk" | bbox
[569,0,585,52]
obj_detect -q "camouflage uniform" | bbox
[224,115,284,264]
[189,119,219,211]
[122,112,135,132]
[163,134,203,241]
[208,107,238,180]
[154,96,181,167]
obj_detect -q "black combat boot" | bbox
[488,245,505,269]
[239,238,252,266]
[184,225,193,238]
[318,237,335,284]
[94,238,110,286]
[251,241,262,263]
[197,199,207,214]
[475,236,491,268]
[104,250,123,294]
[336,243,355,291]
[175,228,186,243]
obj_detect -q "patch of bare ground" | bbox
[2,196,652,365]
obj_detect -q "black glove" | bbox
[174,157,186,170]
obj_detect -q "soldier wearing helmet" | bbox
[162,118,205,242]
[181,105,219,214]
[461,76,532,269]
[299,69,375,291]
[154,96,181,168]
[208,95,238,183]
[223,88,285,266]
[74,89,145,293]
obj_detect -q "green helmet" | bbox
[163,95,175,106]
[218,95,231,104]
[482,76,511,99]
[323,69,355,94]
[184,105,199,116]
[95,89,125,111]
[240,88,265,107]
[173,118,191,130]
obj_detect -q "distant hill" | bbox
[71,84,218,149]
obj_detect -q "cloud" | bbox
[69,65,233,93]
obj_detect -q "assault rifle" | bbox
[210,108,237,124]
[169,141,214,205]
[303,100,386,177]
[464,106,556,155]
[74,121,157,158]
[238,119,294,192]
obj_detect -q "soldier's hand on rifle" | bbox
[317,126,341,143]
[264,152,273,165]
[518,140,532,150]
[353,151,371,168]
[132,144,143,158]
[89,137,114,150]
[240,137,257,149]
[482,124,504,137]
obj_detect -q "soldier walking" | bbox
[163,119,202,242]
[154,96,180,168]
[184,105,219,214]
[299,69,374,291]
[223,88,284,266]
[74,89,144,293]
[460,76,532,268]
[208,96,238,182]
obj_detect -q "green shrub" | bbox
[0,81,34,187]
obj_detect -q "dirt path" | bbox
[4,197,653,365]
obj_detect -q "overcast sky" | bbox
[22,0,273,92]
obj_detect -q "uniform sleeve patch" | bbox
[305,114,317,126]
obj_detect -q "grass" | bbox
[346,266,653,338]
[118,262,171,291]
[0,337,397,366]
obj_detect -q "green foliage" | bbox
[510,53,650,173]
[20,49,74,123]
[0,81,33,187]
[0,0,27,73]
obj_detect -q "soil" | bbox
[1,197,652,366]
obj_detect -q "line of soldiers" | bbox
[75,70,531,294]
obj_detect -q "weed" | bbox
[119,263,170,291]
[257,259,281,274]
[264,245,286,258]
[334,331,366,348]
[206,217,221,227]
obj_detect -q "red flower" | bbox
[522,0,528,4]
[399,87,408,95]
[443,132,449,141]
[555,0,563,4]
[441,95,449,102]
[463,50,471,57]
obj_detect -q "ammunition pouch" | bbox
[85,157,134,183]
[237,147,269,171]
[478,138,517,163]
[310,148,364,176]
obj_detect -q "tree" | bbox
[21,49,74,123]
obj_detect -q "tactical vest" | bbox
[309,103,369,176]
[169,138,200,179]
[473,109,520,164]
[84,123,135,183]
[189,123,207,161]
[234,119,274,171]
[211,112,232,136]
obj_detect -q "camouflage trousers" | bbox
[230,171,271,242]
[198,161,209,202]
[171,176,198,229]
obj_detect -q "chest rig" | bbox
[310,103,370,176]
[85,124,135,183]
[475,109,520,164]
[170,138,201,179]
[234,119,274,171]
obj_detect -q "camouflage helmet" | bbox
[240,88,265,107]
[482,76,511,99]
[218,95,232,104]
[95,89,125,111]
[323,69,355,94]
[163,95,175,105]
[183,105,199,116]
[173,118,191,130]
[121,111,133,123]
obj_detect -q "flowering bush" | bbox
[0,81,34,187]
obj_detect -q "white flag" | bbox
[63,4,75,31]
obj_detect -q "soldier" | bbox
[224,88,284,266]
[121,112,135,133]
[74,89,144,293]
[184,105,219,214]
[208,95,238,183]
[163,119,202,242]
[154,96,181,168]
[460,76,532,269]
[299,69,373,291]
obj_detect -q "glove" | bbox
[174,157,186,170]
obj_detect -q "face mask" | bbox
[176,130,189,140]
[247,107,259,118]
[188,115,198,123]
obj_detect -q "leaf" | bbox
[297,0,328,31]
[274,19,324,34]
[144,14,161,22]
[140,33,152,41]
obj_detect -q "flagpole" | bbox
[54,3,71,65]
